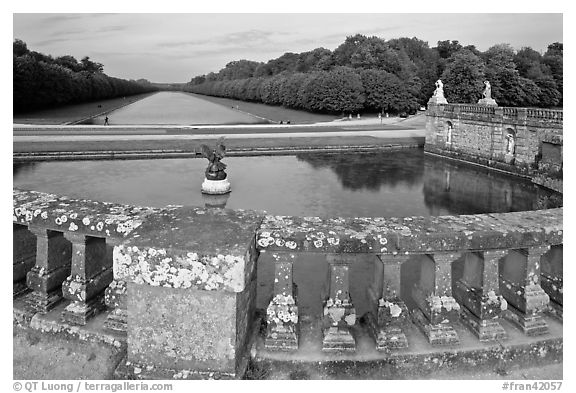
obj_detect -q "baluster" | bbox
[455,251,508,342]
[264,252,299,351]
[105,241,128,331]
[366,254,410,350]
[25,227,72,312]
[61,233,112,325]
[411,252,461,345]
[322,254,356,352]
[13,224,37,298]
[540,245,562,319]
[500,246,550,336]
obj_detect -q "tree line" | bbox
[184,35,563,114]
[13,39,158,113]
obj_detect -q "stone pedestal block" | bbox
[127,280,255,378]
[201,178,231,195]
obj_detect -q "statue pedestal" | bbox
[428,96,448,105]
[201,178,231,195]
[477,98,498,106]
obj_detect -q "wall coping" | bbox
[14,189,562,274]
[13,188,264,293]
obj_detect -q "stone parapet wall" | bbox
[13,183,563,377]
[425,103,562,192]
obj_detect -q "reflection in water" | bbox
[296,150,424,191]
[422,154,562,215]
[13,150,561,218]
[13,162,38,177]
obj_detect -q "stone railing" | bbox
[439,104,563,126]
[13,188,563,377]
[13,188,263,379]
[255,210,562,350]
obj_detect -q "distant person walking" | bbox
[104,116,109,126]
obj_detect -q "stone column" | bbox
[25,227,72,313]
[105,241,127,331]
[322,254,356,352]
[61,233,112,325]
[366,254,410,350]
[412,252,460,345]
[265,252,299,351]
[540,245,562,319]
[13,224,37,298]
[500,246,550,335]
[454,251,508,342]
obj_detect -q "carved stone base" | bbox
[105,308,127,332]
[201,178,231,195]
[505,305,548,336]
[412,309,459,346]
[61,295,107,325]
[460,306,507,342]
[322,326,356,352]
[24,289,63,313]
[477,98,498,106]
[365,298,409,350]
[265,325,298,351]
[428,96,448,105]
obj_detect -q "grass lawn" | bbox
[180,92,341,124]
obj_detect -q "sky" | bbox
[12,9,564,84]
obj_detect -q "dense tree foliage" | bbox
[13,39,158,113]
[184,34,563,114]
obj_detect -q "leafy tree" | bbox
[13,39,28,56]
[360,68,418,113]
[440,49,485,103]
[299,67,364,113]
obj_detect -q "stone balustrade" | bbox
[256,208,562,351]
[13,188,563,377]
[13,188,263,379]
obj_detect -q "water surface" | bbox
[13,150,560,218]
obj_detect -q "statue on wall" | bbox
[482,81,492,99]
[428,79,448,104]
[478,80,497,106]
[201,137,231,194]
[434,79,445,98]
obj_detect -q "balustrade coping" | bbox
[14,188,562,273]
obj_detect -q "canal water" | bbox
[12,150,560,218]
[90,91,268,125]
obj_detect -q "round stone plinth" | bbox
[201,178,231,195]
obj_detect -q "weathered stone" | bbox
[264,253,298,351]
[127,280,255,377]
[13,224,36,298]
[25,228,72,313]
[61,233,112,325]
[104,280,128,332]
[322,255,356,352]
